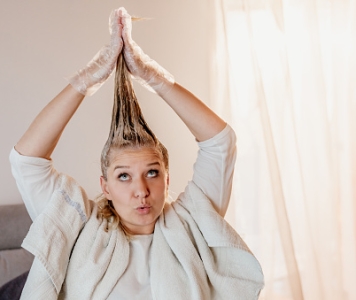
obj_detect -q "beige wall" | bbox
[0,0,213,205]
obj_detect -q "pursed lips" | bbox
[135,205,152,214]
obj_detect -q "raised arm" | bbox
[11,9,125,219]
[158,83,226,141]
[15,9,124,158]
[15,85,84,159]
[120,9,226,142]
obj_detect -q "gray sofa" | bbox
[0,204,34,288]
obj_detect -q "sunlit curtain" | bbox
[208,0,356,299]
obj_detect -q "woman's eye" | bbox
[118,173,130,181]
[147,169,159,178]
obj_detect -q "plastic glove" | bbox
[121,8,175,96]
[67,8,124,96]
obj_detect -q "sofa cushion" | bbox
[0,270,29,299]
[0,204,32,250]
[0,248,34,287]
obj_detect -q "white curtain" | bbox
[208,0,356,299]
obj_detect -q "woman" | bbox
[10,7,264,299]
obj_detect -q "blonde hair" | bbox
[96,53,168,233]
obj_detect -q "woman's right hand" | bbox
[68,8,125,96]
[121,8,175,96]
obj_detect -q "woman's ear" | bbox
[166,173,170,187]
[100,176,112,200]
[165,173,170,199]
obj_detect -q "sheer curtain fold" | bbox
[209,0,356,299]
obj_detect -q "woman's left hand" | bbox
[121,8,175,96]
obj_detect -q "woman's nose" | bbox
[134,177,149,199]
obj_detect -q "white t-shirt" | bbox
[10,125,237,299]
[107,234,153,300]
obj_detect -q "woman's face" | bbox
[100,147,169,235]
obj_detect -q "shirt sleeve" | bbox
[9,147,61,221]
[191,124,237,217]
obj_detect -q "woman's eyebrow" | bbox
[147,162,160,167]
[114,165,130,170]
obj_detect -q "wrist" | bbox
[67,45,118,96]
[137,62,175,96]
